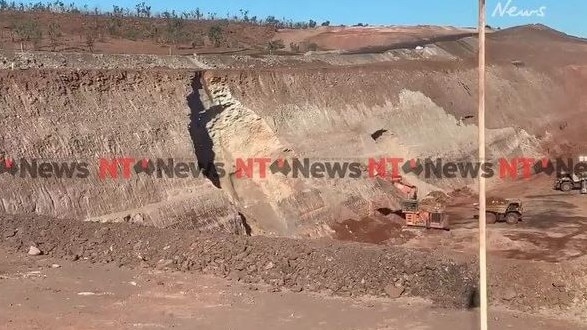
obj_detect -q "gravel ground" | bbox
[0,213,478,308]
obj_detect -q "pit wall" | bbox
[0,64,572,237]
[198,65,558,233]
[0,70,244,234]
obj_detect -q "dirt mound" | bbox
[420,191,451,211]
[493,24,586,43]
[0,213,478,308]
[331,216,413,244]
[3,213,584,314]
[276,26,476,52]
[449,187,476,198]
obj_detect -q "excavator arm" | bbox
[391,175,418,200]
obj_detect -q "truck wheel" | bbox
[560,182,573,192]
[486,212,497,224]
[505,212,520,225]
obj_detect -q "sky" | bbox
[70,0,587,37]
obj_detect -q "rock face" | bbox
[0,66,560,236]
[0,27,585,236]
[0,70,245,235]
[194,65,556,235]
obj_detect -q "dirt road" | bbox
[0,250,583,330]
[434,176,587,263]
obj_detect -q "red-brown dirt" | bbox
[0,10,276,55]
[0,213,479,308]
[2,249,583,330]
[0,10,478,55]
[1,8,587,328]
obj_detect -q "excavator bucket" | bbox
[392,176,418,200]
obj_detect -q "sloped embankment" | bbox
[0,69,244,234]
[196,63,563,234]
[0,44,583,236]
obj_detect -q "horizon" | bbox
[57,0,587,38]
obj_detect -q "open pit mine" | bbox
[1,22,587,329]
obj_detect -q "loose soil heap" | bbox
[0,214,478,308]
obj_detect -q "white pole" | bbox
[478,1,488,330]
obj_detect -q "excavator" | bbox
[390,175,450,230]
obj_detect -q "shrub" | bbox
[208,25,223,47]
[267,39,285,54]
[48,22,62,51]
[289,42,300,52]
